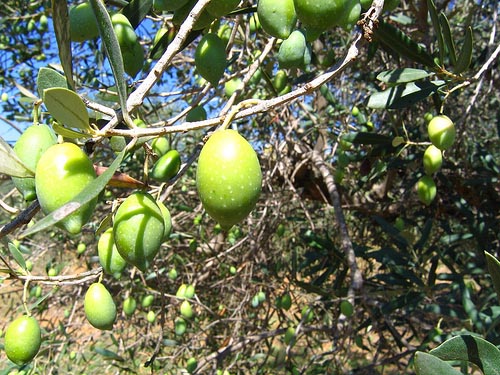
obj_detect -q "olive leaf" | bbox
[414,352,463,375]
[121,0,153,29]
[430,335,500,375]
[52,122,92,139]
[367,80,446,109]
[7,242,27,271]
[37,67,68,99]
[454,26,473,74]
[20,150,126,238]
[427,0,445,65]
[485,251,500,300]
[439,13,457,66]
[376,68,433,84]
[0,137,34,178]
[88,0,129,119]
[43,87,91,132]
[52,0,74,89]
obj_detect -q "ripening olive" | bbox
[5,315,42,365]
[84,283,117,330]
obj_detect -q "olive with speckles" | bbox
[196,129,262,230]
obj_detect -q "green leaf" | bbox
[93,347,125,361]
[414,351,463,375]
[52,122,92,139]
[8,242,27,271]
[430,335,500,375]
[427,0,445,65]
[121,0,153,29]
[43,88,91,132]
[439,13,457,66]
[51,0,74,89]
[0,137,34,178]
[37,67,68,99]
[485,251,500,299]
[373,19,437,68]
[376,68,433,84]
[20,150,127,238]
[367,80,446,109]
[454,26,473,74]
[89,0,129,120]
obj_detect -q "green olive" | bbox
[35,142,97,234]
[5,315,41,365]
[423,145,443,175]
[151,149,181,182]
[196,129,262,230]
[12,124,57,201]
[427,115,456,150]
[257,0,297,39]
[69,2,99,42]
[186,106,207,122]
[98,228,127,276]
[194,33,226,86]
[123,296,137,316]
[84,283,117,330]
[113,191,165,272]
[417,175,437,205]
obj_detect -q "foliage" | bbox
[0,0,499,374]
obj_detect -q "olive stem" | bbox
[220,99,263,131]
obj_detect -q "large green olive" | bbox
[427,115,456,150]
[157,200,173,241]
[196,129,262,230]
[35,142,97,234]
[69,2,99,42]
[194,33,226,86]
[122,39,144,78]
[98,228,127,276]
[12,124,57,201]
[293,0,343,35]
[84,282,117,330]
[278,30,309,69]
[151,149,181,182]
[257,0,297,39]
[338,0,362,31]
[5,315,42,365]
[113,191,165,272]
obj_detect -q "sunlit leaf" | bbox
[52,0,74,89]
[89,0,129,118]
[367,80,446,109]
[37,67,68,99]
[44,88,91,132]
[93,347,125,361]
[376,68,433,84]
[20,150,126,238]
[414,352,463,375]
[8,242,27,271]
[52,122,92,139]
[430,335,500,375]
[0,137,34,178]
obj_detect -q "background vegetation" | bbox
[0,0,499,374]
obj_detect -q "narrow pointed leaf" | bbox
[37,67,68,99]
[427,0,445,65]
[121,0,153,29]
[430,335,500,375]
[439,13,456,66]
[8,243,27,271]
[20,150,126,238]
[485,251,500,299]
[414,352,463,375]
[367,80,446,109]
[89,0,129,119]
[377,68,433,84]
[454,26,473,74]
[0,137,34,178]
[51,0,74,89]
[52,122,92,139]
[44,88,91,131]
